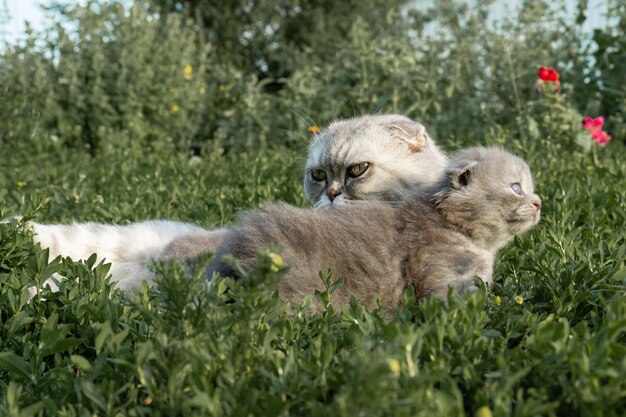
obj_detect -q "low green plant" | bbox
[1,0,625,415]
[1,123,625,415]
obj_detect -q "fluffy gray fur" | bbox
[207,147,542,311]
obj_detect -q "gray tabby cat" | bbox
[207,147,541,310]
[30,114,448,291]
[304,114,447,208]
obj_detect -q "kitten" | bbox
[29,114,448,291]
[208,147,541,310]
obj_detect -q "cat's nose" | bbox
[327,188,342,202]
[532,197,542,209]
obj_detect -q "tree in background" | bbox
[149,0,415,89]
[0,0,10,42]
[0,0,622,152]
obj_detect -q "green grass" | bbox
[0,129,625,416]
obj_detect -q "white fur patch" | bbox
[29,220,207,295]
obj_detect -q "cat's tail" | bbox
[30,220,209,292]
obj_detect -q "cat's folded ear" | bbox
[379,115,431,153]
[447,160,478,188]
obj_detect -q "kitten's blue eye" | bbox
[510,183,523,195]
[310,169,327,182]
[347,162,369,178]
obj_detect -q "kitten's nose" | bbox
[532,197,542,209]
[327,188,342,202]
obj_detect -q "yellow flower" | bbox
[475,405,493,417]
[218,84,226,92]
[307,125,320,134]
[494,296,501,305]
[515,295,524,305]
[268,252,284,272]
[388,359,401,375]
[183,65,193,80]
[170,104,180,114]
[198,86,206,95]
[17,181,27,190]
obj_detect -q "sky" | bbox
[3,0,46,42]
[0,0,613,44]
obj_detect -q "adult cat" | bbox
[30,114,448,291]
[207,147,541,310]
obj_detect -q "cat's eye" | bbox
[347,162,369,178]
[510,183,523,195]
[310,169,327,182]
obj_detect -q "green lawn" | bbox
[1,130,625,416]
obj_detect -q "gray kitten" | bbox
[207,147,541,310]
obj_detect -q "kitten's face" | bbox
[440,147,541,247]
[304,115,448,209]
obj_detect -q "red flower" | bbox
[583,116,604,131]
[591,129,611,145]
[538,66,559,82]
[535,66,561,93]
[583,116,611,145]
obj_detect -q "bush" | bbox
[1,2,214,153]
[1,0,611,151]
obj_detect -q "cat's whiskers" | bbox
[346,97,362,118]
[532,178,544,188]
[290,107,316,123]
[340,199,404,208]
[289,108,323,142]
[276,128,311,148]
[313,197,331,209]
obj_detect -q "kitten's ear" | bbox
[380,116,430,153]
[447,161,478,189]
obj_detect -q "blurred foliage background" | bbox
[1,0,624,156]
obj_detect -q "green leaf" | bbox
[482,329,502,338]
[79,380,107,411]
[18,401,44,417]
[42,338,83,357]
[70,355,92,371]
[95,323,112,355]
[0,352,31,379]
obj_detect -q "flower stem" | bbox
[592,142,601,167]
